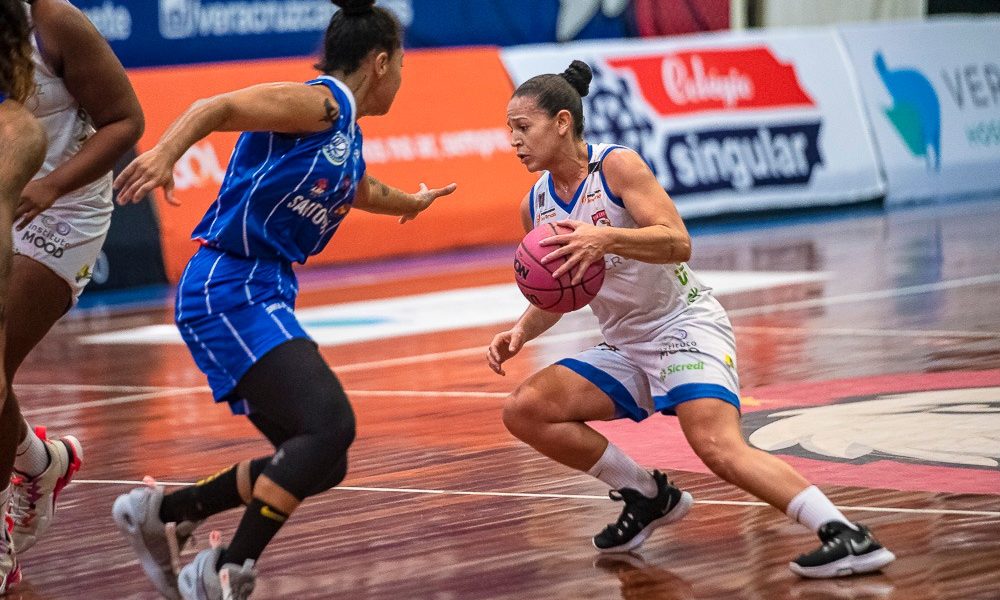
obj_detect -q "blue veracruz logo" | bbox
[875,51,941,170]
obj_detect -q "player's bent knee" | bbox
[502,391,546,438]
[688,433,742,482]
[305,453,349,496]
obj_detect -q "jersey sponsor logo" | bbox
[591,209,611,226]
[321,132,350,166]
[606,47,815,117]
[582,189,602,203]
[75,264,92,283]
[536,190,547,209]
[310,178,329,197]
[40,215,73,237]
[659,361,705,381]
[21,230,66,259]
[536,207,558,224]
[265,301,288,315]
[658,331,699,358]
[286,195,337,228]
[20,217,72,259]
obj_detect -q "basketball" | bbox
[514,223,605,313]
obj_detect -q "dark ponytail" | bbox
[317,0,402,75]
[512,60,593,138]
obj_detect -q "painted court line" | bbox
[72,479,1000,518]
[17,387,507,417]
[20,387,210,417]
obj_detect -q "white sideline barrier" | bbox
[838,18,1000,205]
[501,30,886,218]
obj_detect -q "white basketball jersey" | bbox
[529,143,722,346]
[26,22,113,210]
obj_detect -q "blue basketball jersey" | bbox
[0,92,7,103]
[191,75,365,264]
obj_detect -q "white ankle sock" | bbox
[14,426,50,478]
[586,443,658,498]
[786,485,855,533]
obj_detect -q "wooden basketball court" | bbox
[7,198,1000,599]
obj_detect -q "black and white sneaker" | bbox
[790,521,896,578]
[593,470,693,553]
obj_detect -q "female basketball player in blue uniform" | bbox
[111,2,455,598]
[488,60,895,579]
[0,0,48,591]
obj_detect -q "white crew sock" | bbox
[586,443,658,498]
[14,426,50,478]
[786,485,856,533]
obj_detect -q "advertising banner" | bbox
[72,0,337,67]
[128,48,533,282]
[838,18,1000,203]
[71,0,632,68]
[501,30,886,217]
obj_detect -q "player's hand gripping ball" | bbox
[514,223,605,313]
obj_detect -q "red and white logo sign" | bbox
[606,47,815,116]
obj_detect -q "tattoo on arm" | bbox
[321,98,340,125]
[369,176,392,198]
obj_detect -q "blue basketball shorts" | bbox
[175,246,310,414]
[556,312,742,422]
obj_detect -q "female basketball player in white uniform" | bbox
[1,0,50,591]
[488,60,895,578]
[4,0,144,561]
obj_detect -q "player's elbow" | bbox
[673,235,692,263]
[119,109,145,147]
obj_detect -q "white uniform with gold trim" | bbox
[529,143,740,420]
[13,25,112,301]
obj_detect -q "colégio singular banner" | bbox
[501,30,886,218]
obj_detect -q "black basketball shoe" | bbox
[593,470,693,553]
[790,521,896,578]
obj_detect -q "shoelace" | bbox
[8,477,41,526]
[0,515,14,556]
[141,476,201,575]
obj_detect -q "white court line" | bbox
[17,387,507,417]
[349,390,508,399]
[14,384,177,393]
[20,388,209,417]
[71,479,1000,518]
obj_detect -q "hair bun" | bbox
[560,60,592,98]
[331,0,375,17]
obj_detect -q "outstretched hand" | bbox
[113,146,181,206]
[399,181,457,224]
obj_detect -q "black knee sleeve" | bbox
[238,339,357,500]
